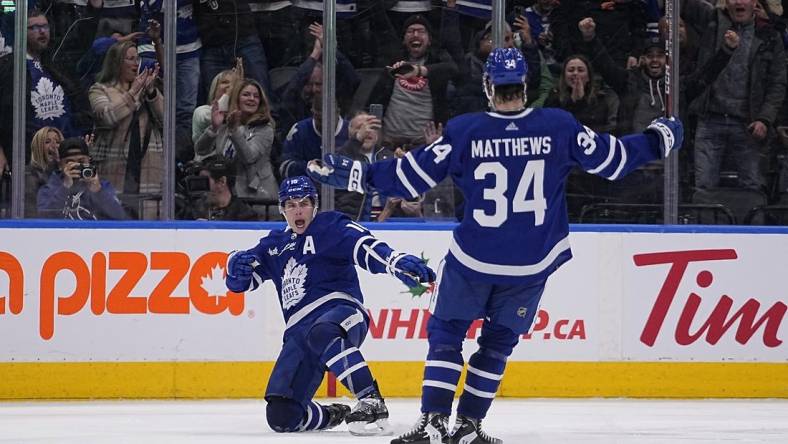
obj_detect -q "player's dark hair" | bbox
[279,196,317,211]
[495,84,525,103]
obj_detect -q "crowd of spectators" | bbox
[1,0,787,224]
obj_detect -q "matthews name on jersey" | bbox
[365,107,665,284]
[226,211,410,332]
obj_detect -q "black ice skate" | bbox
[391,412,450,444]
[450,415,502,444]
[346,381,391,435]
[324,403,351,430]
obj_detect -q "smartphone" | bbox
[369,103,384,120]
[217,93,230,112]
[389,63,414,76]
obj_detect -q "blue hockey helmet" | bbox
[484,47,527,86]
[278,176,318,207]
[483,47,528,110]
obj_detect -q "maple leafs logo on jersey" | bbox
[281,257,307,310]
[31,77,66,121]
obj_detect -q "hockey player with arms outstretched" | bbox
[225,176,436,436]
[307,47,683,444]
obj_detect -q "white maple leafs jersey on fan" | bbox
[231,211,404,332]
[365,108,664,284]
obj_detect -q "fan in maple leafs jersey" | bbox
[308,48,683,444]
[225,176,435,436]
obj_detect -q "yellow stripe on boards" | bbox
[497,362,788,398]
[335,362,788,399]
[0,362,786,399]
[0,362,278,399]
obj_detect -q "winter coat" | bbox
[195,121,279,202]
[682,0,786,126]
[88,82,164,195]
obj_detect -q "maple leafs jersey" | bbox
[27,59,75,138]
[365,108,664,284]
[226,211,403,332]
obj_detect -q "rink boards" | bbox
[0,221,786,399]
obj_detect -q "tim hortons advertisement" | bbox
[622,234,786,362]
[0,228,785,363]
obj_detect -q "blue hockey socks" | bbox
[323,336,375,397]
[300,401,336,431]
[456,323,518,419]
[308,321,375,398]
[421,317,472,415]
[421,344,464,415]
[456,348,507,419]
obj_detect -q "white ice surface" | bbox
[1,398,787,443]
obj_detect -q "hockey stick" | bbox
[663,0,680,224]
[664,0,676,118]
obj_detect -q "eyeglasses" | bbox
[124,56,140,63]
[27,24,49,32]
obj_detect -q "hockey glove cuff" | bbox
[646,116,683,158]
[307,153,367,194]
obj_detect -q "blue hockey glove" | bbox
[307,153,368,194]
[227,250,256,280]
[391,254,436,288]
[646,116,683,158]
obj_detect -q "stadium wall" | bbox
[0,221,786,400]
